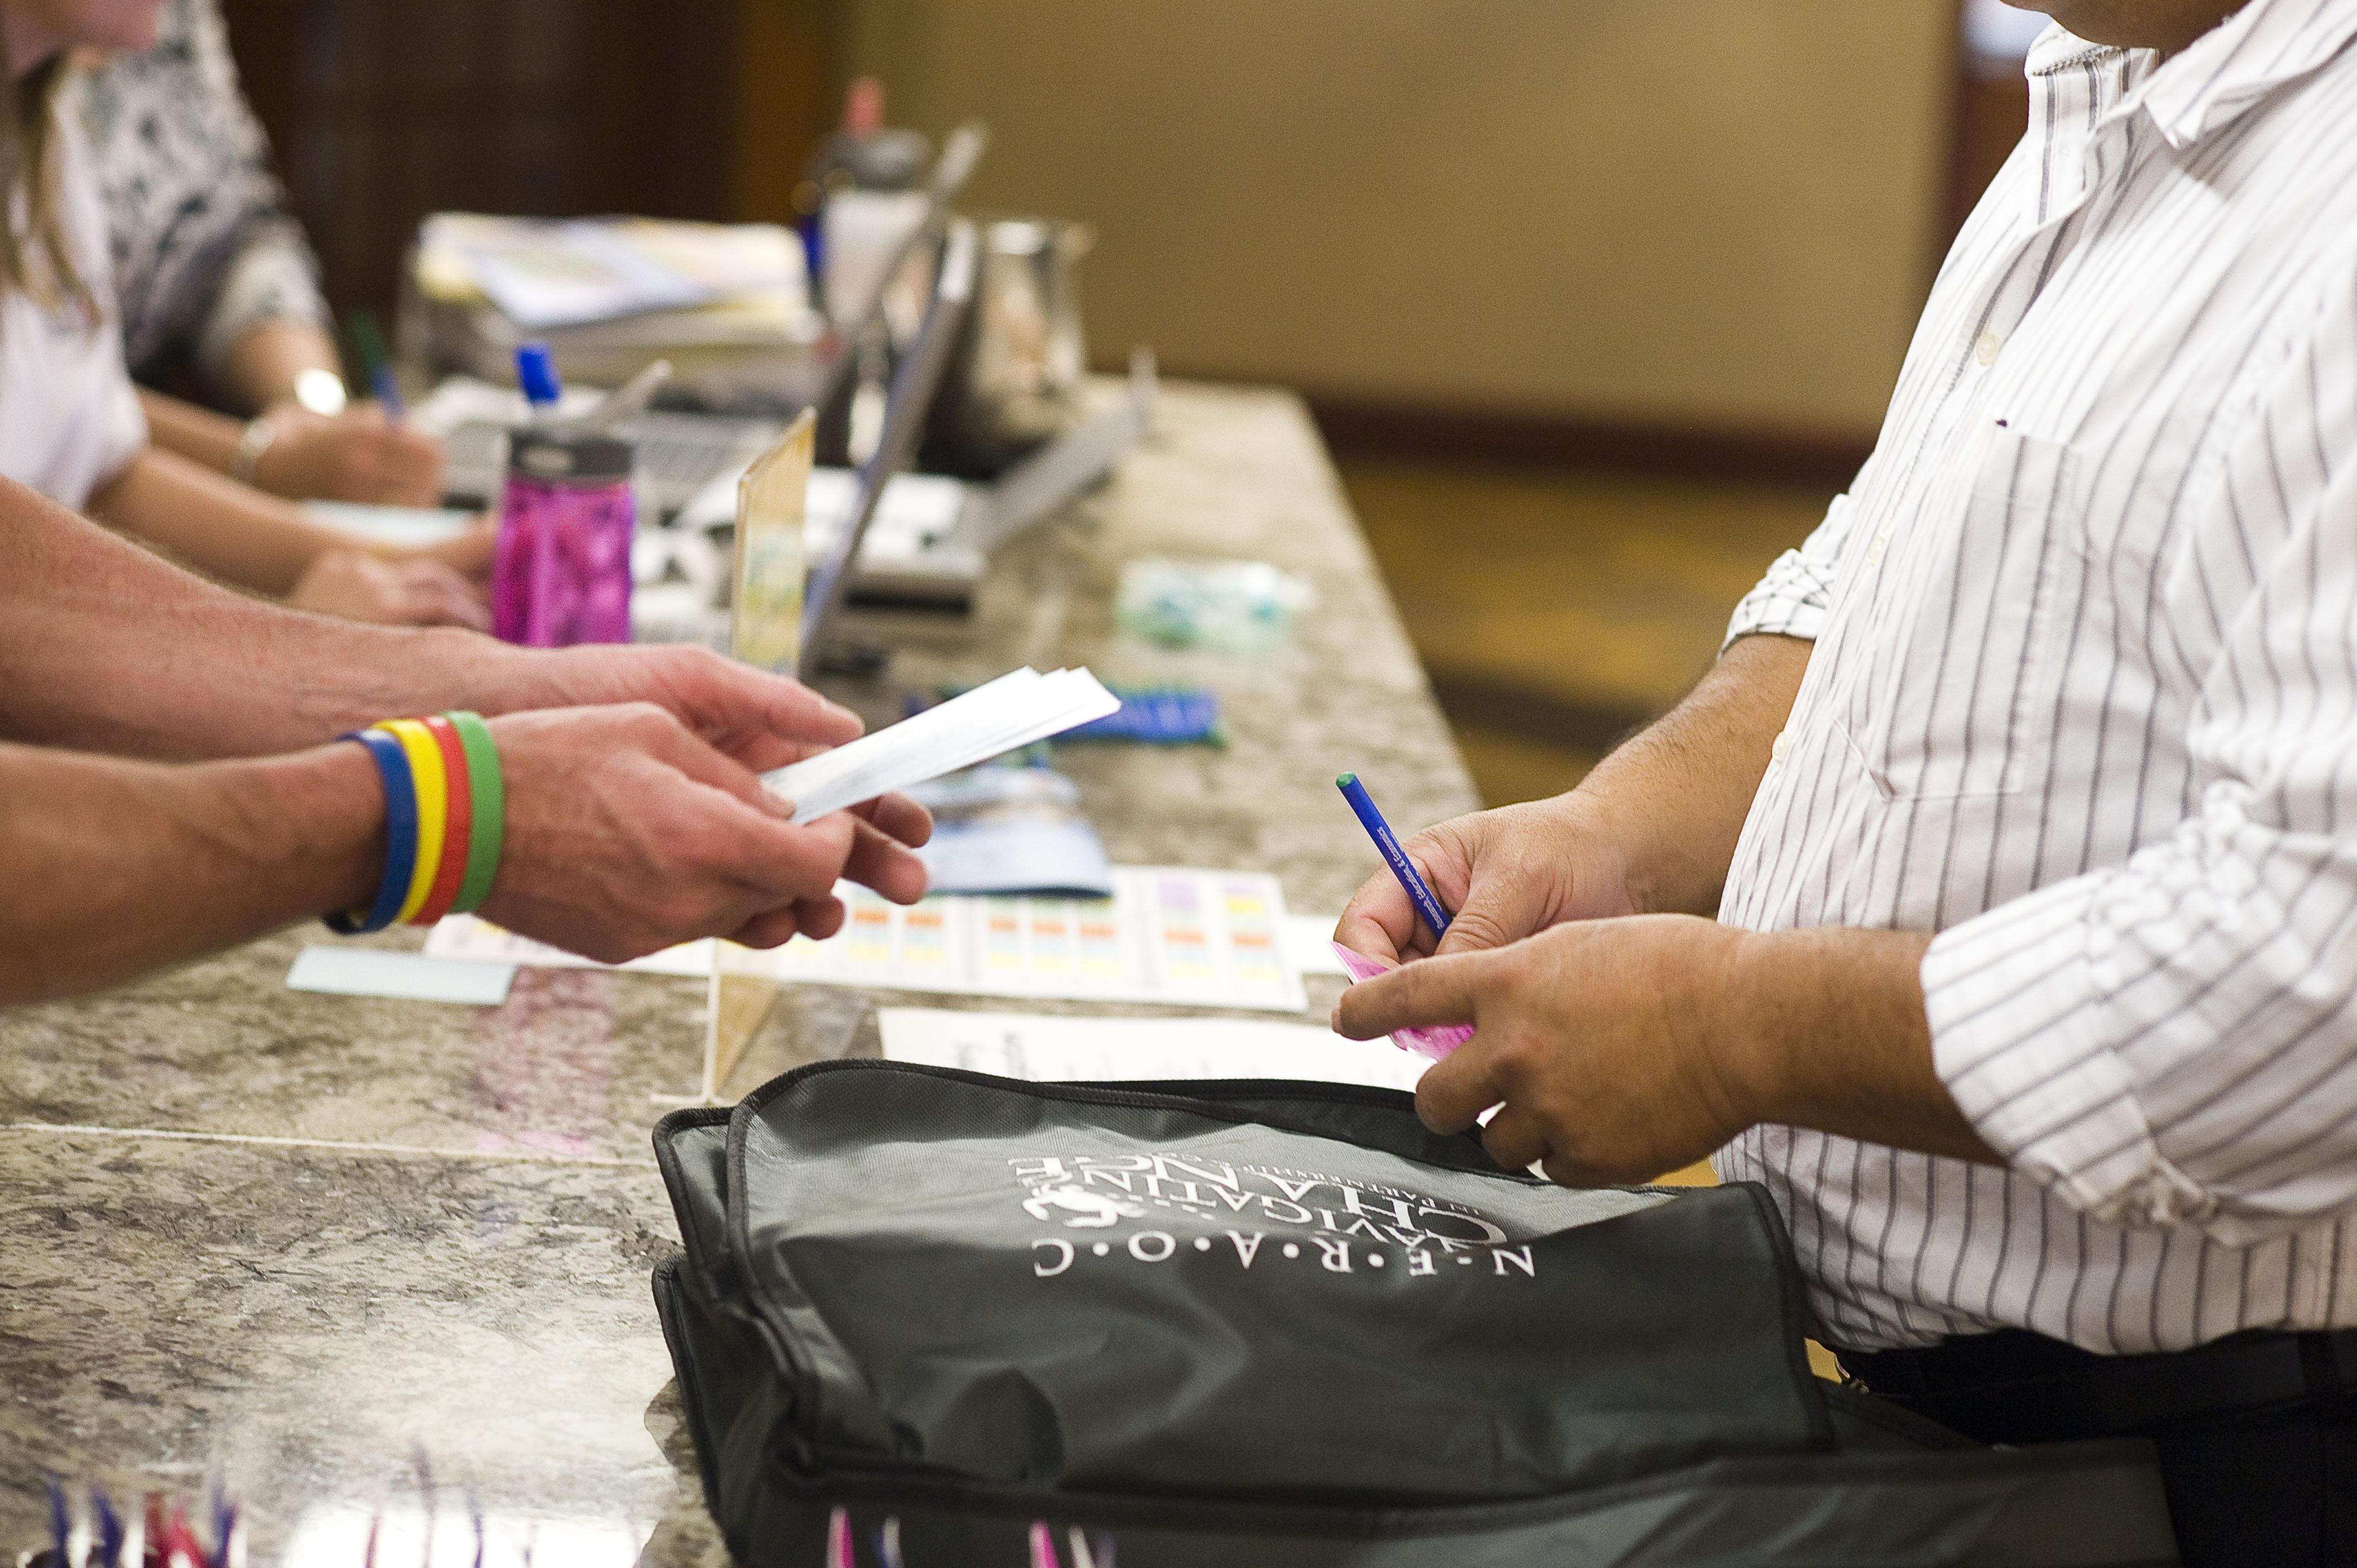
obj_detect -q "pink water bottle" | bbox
[491,344,637,646]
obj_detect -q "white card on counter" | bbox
[305,501,482,549]
[423,915,714,978]
[879,1007,1428,1093]
[761,666,1119,824]
[750,866,1309,1012]
[287,946,516,1005]
[426,868,1309,1012]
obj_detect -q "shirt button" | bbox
[1866,534,1888,565]
[1974,330,2003,367]
[1770,730,1792,764]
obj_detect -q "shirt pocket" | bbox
[1838,428,2084,801]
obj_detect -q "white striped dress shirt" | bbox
[1715,0,2357,1353]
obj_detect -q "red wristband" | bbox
[411,714,474,925]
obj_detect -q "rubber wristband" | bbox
[323,728,418,934]
[445,711,505,915]
[413,715,474,925]
[380,719,447,925]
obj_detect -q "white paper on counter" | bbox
[424,915,713,978]
[287,946,516,1005]
[1284,914,1349,976]
[429,868,1309,1013]
[878,1006,1428,1093]
[752,866,1307,1012]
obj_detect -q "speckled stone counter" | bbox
[0,384,1476,1566]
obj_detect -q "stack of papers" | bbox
[409,214,824,405]
[418,214,806,331]
[763,668,1120,824]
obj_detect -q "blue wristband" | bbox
[323,728,419,935]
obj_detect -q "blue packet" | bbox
[1062,684,1226,746]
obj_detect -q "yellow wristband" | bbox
[379,719,448,926]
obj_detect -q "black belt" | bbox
[1843,1326,2357,1445]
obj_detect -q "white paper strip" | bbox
[761,666,1120,824]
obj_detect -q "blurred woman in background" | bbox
[71,0,447,508]
[0,0,486,627]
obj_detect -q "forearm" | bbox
[0,478,518,759]
[218,319,341,413]
[87,447,364,595]
[137,390,248,476]
[0,739,380,1004]
[1727,925,2000,1165]
[1572,632,1810,916]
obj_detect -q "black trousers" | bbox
[1845,1328,2357,1568]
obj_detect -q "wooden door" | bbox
[217,0,843,316]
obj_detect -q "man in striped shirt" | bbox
[1336,0,2357,1560]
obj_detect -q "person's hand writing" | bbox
[1334,794,1641,966]
[477,703,930,964]
[289,549,489,630]
[1335,917,1994,1185]
[1335,916,1759,1184]
[251,404,445,506]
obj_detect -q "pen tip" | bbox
[1335,772,1355,788]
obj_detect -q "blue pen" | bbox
[349,313,405,422]
[1336,773,1452,938]
[515,341,562,414]
[369,364,404,420]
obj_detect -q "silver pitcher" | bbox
[924,216,1094,476]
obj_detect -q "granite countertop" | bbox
[0,384,1477,1566]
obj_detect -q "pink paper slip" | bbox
[1331,942,1476,1061]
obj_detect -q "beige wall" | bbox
[845,1,1956,439]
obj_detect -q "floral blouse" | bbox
[67,0,328,400]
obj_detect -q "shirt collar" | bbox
[2024,20,2127,79]
[2031,0,2357,151]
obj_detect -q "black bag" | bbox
[653,1060,2178,1566]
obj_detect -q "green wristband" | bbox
[444,710,505,915]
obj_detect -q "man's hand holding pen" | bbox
[1332,785,1996,1185]
[1336,913,1765,1184]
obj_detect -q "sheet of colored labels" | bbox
[324,710,505,935]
